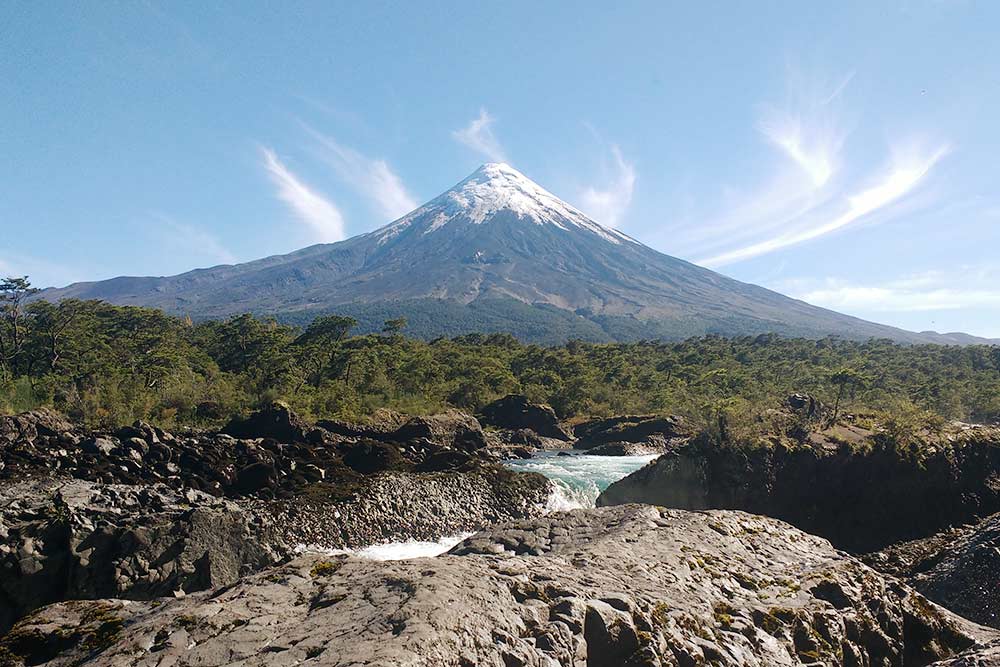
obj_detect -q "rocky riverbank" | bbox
[0,403,552,635]
[864,512,1000,630]
[597,420,1000,552]
[594,403,1000,639]
[0,479,286,635]
[5,396,1000,666]
[2,505,994,667]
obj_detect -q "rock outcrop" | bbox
[1,506,991,667]
[786,393,826,420]
[221,401,310,442]
[864,512,1000,630]
[0,409,74,450]
[0,406,538,501]
[478,394,572,440]
[584,441,668,456]
[0,408,553,635]
[928,641,1000,665]
[0,480,288,635]
[574,414,687,452]
[391,410,490,451]
[315,407,411,439]
[252,467,550,550]
[597,425,1000,552]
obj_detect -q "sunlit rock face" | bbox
[4,505,992,667]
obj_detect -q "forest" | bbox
[2,277,1000,430]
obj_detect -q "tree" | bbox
[292,315,358,390]
[296,315,357,346]
[829,367,864,423]
[107,306,188,389]
[0,277,39,379]
[25,299,90,373]
[196,314,295,374]
[382,317,408,335]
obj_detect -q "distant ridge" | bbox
[39,163,998,345]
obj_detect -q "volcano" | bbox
[39,163,980,344]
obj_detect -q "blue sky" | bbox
[3,1,999,336]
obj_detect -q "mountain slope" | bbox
[40,163,990,344]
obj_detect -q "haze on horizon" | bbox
[2,1,999,337]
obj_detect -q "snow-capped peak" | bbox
[374,163,637,245]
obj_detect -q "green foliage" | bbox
[0,276,40,380]
[382,317,408,335]
[2,278,1000,427]
[874,397,948,457]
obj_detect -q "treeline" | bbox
[2,277,1000,428]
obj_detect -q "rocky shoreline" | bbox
[3,505,996,667]
[0,400,556,638]
[596,419,1000,552]
[3,395,1000,665]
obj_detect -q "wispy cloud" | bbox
[452,108,507,163]
[304,128,418,222]
[667,70,950,269]
[757,71,852,188]
[700,145,949,267]
[261,147,346,242]
[788,267,1000,313]
[759,109,840,188]
[579,145,636,226]
[668,74,851,258]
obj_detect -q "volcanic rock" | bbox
[0,409,73,449]
[478,394,572,440]
[315,408,410,439]
[253,467,551,550]
[2,506,992,666]
[0,479,288,636]
[574,414,687,450]
[221,401,309,443]
[390,410,489,451]
[585,441,667,456]
[597,425,1000,552]
[865,512,1000,629]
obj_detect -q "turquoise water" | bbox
[505,450,658,509]
[293,451,658,560]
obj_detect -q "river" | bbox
[504,450,658,510]
[316,450,655,560]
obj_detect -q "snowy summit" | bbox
[375,163,636,245]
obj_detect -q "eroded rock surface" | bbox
[249,467,551,550]
[928,640,1000,666]
[479,394,572,441]
[2,506,991,667]
[574,414,688,452]
[865,513,1000,630]
[0,408,552,635]
[598,426,1000,552]
[0,480,287,635]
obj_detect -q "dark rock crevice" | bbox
[598,426,1000,553]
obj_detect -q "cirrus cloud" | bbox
[452,108,507,163]
[304,127,418,222]
[665,70,952,269]
[578,145,636,227]
[699,145,949,267]
[261,147,346,242]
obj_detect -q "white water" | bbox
[295,451,652,560]
[297,532,475,561]
[505,450,658,509]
